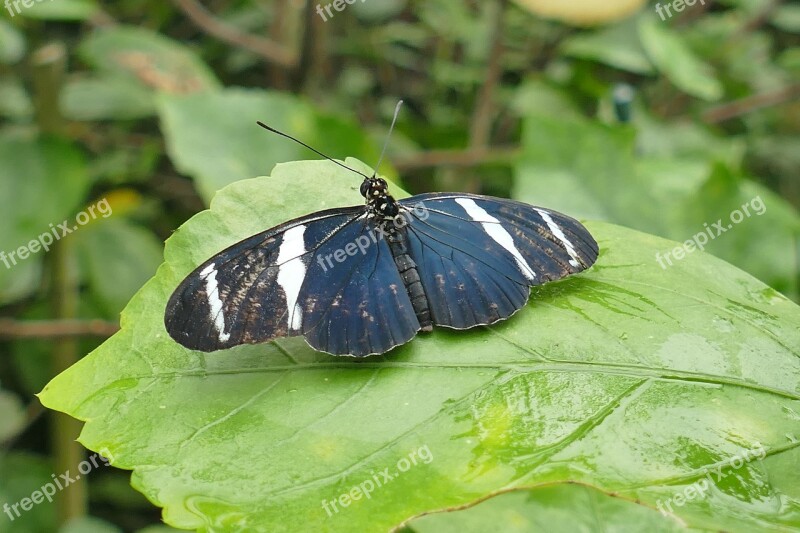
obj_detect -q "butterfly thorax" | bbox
[361,177,399,218]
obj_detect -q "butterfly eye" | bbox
[359,180,370,198]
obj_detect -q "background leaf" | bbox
[0,134,91,303]
[0,385,25,443]
[40,161,800,532]
[0,19,25,64]
[17,0,98,20]
[638,16,724,101]
[0,453,57,533]
[78,26,219,94]
[73,218,163,316]
[62,77,156,121]
[561,19,654,74]
[158,90,381,202]
[513,112,800,300]
[0,77,33,119]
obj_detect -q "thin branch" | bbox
[171,0,296,67]
[268,0,291,89]
[702,83,800,124]
[50,241,87,525]
[31,43,66,136]
[469,0,508,148]
[0,319,120,340]
[293,0,323,92]
[393,147,520,171]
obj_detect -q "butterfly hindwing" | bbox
[398,193,598,329]
[298,216,421,356]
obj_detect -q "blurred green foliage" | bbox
[0,0,798,530]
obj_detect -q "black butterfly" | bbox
[165,123,598,357]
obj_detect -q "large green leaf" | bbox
[40,161,800,532]
[158,89,381,202]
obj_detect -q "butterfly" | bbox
[164,114,598,357]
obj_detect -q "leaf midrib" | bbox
[109,360,799,401]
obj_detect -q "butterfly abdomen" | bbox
[384,220,433,332]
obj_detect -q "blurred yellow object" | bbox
[93,188,142,219]
[513,0,646,25]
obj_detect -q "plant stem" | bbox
[32,42,89,526]
[0,319,120,339]
[32,43,66,136]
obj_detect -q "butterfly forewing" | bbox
[165,207,365,352]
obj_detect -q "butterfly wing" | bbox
[298,217,421,356]
[397,193,598,329]
[165,207,362,351]
[165,207,421,356]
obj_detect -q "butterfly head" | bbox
[361,178,399,217]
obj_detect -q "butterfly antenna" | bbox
[256,121,371,180]
[372,99,404,179]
